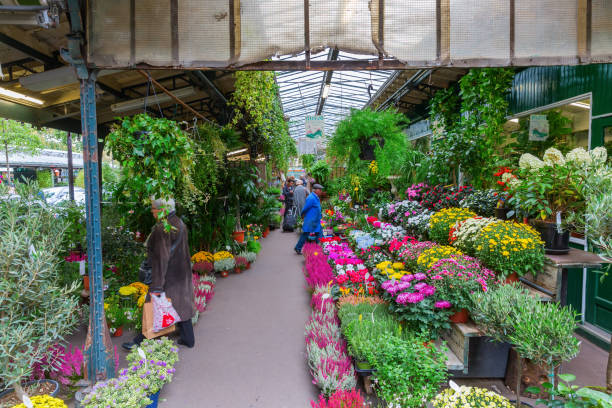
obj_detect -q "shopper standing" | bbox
[123,197,196,350]
[293,179,308,216]
[294,184,324,254]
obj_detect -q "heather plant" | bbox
[306,292,357,396]
[310,388,367,408]
[304,245,335,290]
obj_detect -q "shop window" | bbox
[503,98,591,159]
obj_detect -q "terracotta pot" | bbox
[263,227,270,238]
[232,230,245,243]
[246,262,251,269]
[83,275,90,291]
[112,326,123,337]
[221,270,229,278]
[450,308,469,323]
[504,272,520,284]
[234,267,242,274]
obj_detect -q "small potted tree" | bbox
[0,191,80,403]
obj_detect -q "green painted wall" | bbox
[509,64,612,148]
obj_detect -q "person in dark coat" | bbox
[122,197,196,350]
[293,179,308,217]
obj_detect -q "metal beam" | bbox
[377,69,434,111]
[316,49,338,115]
[109,58,413,72]
[0,32,60,67]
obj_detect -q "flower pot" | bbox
[495,207,512,220]
[355,360,372,370]
[0,380,60,404]
[504,272,520,284]
[220,270,229,278]
[450,308,469,323]
[232,230,245,243]
[533,221,570,255]
[112,326,123,337]
[83,275,90,291]
[234,267,242,274]
[263,227,270,238]
[145,390,161,408]
[246,262,251,270]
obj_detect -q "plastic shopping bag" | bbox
[152,293,180,332]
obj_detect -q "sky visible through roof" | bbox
[275,50,393,140]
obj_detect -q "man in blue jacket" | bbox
[294,184,324,254]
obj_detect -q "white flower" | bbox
[566,147,592,166]
[519,153,544,171]
[501,173,514,183]
[543,147,566,166]
[590,146,608,164]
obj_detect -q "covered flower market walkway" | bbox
[158,230,318,407]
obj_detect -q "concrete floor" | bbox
[158,229,319,407]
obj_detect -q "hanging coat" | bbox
[301,192,322,233]
[293,184,308,215]
[148,213,195,322]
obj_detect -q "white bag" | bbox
[152,293,180,332]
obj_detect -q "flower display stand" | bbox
[521,248,606,306]
[442,321,512,379]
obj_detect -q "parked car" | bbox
[42,187,86,206]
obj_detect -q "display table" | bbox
[522,248,608,306]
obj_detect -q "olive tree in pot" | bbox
[0,186,80,402]
[470,284,579,407]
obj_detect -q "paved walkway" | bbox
[159,230,319,407]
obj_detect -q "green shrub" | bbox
[36,169,53,188]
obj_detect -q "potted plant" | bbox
[426,255,496,323]
[234,256,248,273]
[82,338,179,408]
[240,251,257,268]
[509,148,593,254]
[366,333,448,407]
[470,284,579,407]
[472,220,545,282]
[433,385,515,408]
[0,191,80,403]
[105,296,128,337]
[213,251,235,278]
[428,207,477,245]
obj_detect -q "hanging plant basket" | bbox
[358,136,384,161]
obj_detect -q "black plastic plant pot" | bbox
[533,221,570,255]
[495,207,513,220]
[0,379,60,401]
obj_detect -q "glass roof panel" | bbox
[275,49,394,140]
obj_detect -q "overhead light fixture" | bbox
[0,86,43,105]
[570,101,590,109]
[110,86,195,113]
[19,66,119,92]
[322,84,331,99]
[509,118,519,123]
[227,147,248,156]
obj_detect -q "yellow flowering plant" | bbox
[417,245,463,270]
[213,251,234,262]
[12,394,67,408]
[375,260,409,280]
[473,220,545,278]
[432,386,514,408]
[191,251,213,263]
[429,207,477,245]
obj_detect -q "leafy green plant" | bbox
[367,333,448,407]
[327,108,408,179]
[0,192,80,399]
[527,373,612,408]
[459,189,498,217]
[106,114,194,223]
[310,160,331,185]
[301,154,316,172]
[0,118,43,185]
[36,169,53,188]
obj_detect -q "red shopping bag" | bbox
[151,293,180,332]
